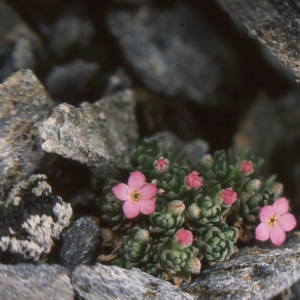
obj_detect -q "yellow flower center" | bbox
[268,215,277,226]
[131,190,141,202]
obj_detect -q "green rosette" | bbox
[197,221,238,266]
[122,227,152,268]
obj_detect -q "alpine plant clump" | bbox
[97,138,297,286]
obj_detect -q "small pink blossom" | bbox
[241,160,254,175]
[175,229,193,247]
[112,171,157,219]
[221,188,237,205]
[255,197,297,246]
[154,156,170,172]
[186,171,202,189]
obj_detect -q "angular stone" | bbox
[72,263,195,300]
[39,89,138,175]
[182,233,300,299]
[0,69,55,191]
[0,174,72,262]
[60,216,102,271]
[217,0,300,81]
[106,2,238,105]
[0,263,74,300]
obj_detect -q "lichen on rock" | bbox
[0,174,72,261]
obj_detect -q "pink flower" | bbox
[221,188,237,205]
[186,171,202,188]
[112,171,157,219]
[255,197,297,246]
[241,160,254,175]
[154,156,170,172]
[175,229,193,247]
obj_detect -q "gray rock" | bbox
[72,263,195,300]
[106,2,238,105]
[103,67,133,96]
[233,94,284,172]
[0,1,45,80]
[60,216,102,271]
[49,10,95,59]
[233,91,300,174]
[0,174,72,261]
[39,89,138,176]
[0,69,55,191]
[182,233,300,299]
[182,139,209,169]
[45,59,100,101]
[0,263,74,300]
[150,131,184,153]
[217,0,300,81]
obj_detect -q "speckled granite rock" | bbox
[39,89,138,176]
[72,263,195,300]
[0,174,72,262]
[182,233,300,299]
[0,69,55,191]
[0,263,74,300]
[217,0,300,81]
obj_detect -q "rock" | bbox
[233,94,284,172]
[182,139,209,169]
[0,69,55,191]
[103,67,133,96]
[0,174,72,262]
[49,8,95,59]
[0,1,45,80]
[72,263,195,300]
[233,90,300,176]
[45,59,100,102]
[135,88,204,140]
[217,0,300,82]
[182,233,300,299]
[106,2,238,105]
[150,131,184,153]
[60,216,102,271]
[0,263,74,300]
[39,89,138,176]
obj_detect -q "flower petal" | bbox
[112,183,130,201]
[128,171,146,190]
[278,213,297,232]
[270,225,286,246]
[259,205,273,222]
[273,197,289,216]
[255,223,270,241]
[138,199,156,215]
[140,183,157,201]
[122,200,140,219]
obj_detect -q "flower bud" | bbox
[166,200,185,215]
[241,160,254,175]
[154,156,170,173]
[186,171,202,188]
[175,229,193,248]
[185,257,201,274]
[221,188,237,205]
